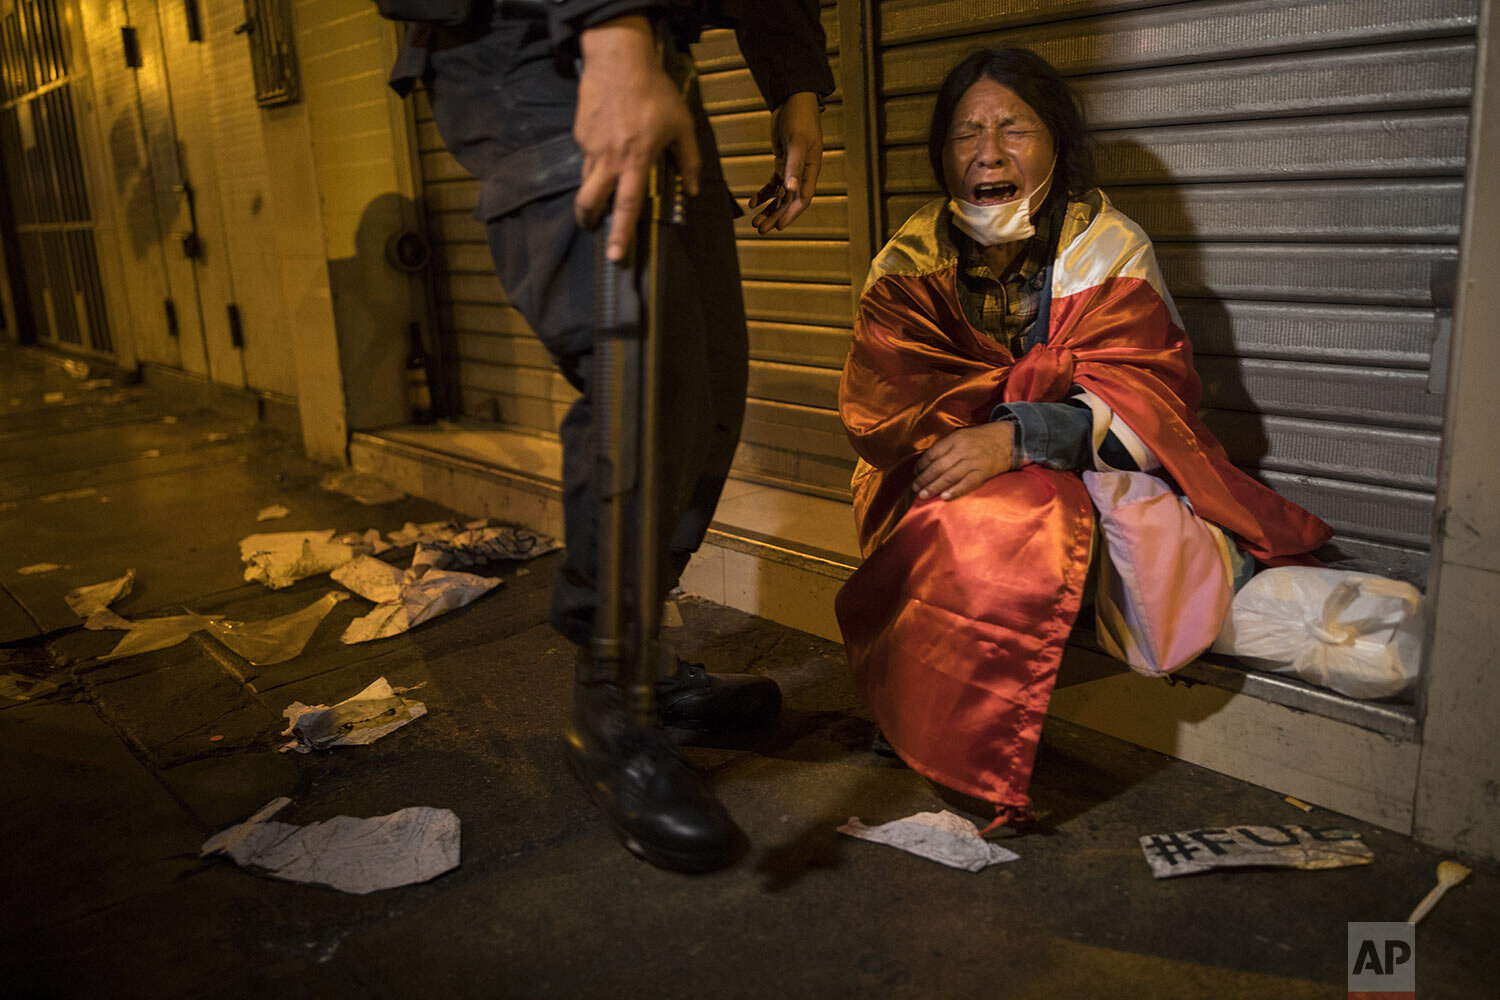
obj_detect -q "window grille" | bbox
[237,0,299,108]
[0,0,111,352]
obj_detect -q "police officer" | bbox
[386,1,833,872]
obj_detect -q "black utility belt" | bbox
[374,0,550,28]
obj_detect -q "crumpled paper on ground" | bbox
[84,607,133,631]
[205,592,348,665]
[240,530,365,590]
[65,569,135,619]
[99,593,346,665]
[838,811,1020,872]
[337,527,392,556]
[280,677,427,753]
[200,797,460,895]
[411,524,560,572]
[257,504,290,522]
[321,469,406,505]
[100,613,214,662]
[332,554,407,604]
[1139,824,1375,879]
[387,520,472,548]
[333,555,501,644]
[385,519,559,559]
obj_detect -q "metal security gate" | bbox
[415,83,566,433]
[872,0,1474,585]
[695,0,1476,581]
[0,0,112,354]
[412,3,856,491]
[860,0,1473,584]
[697,1,856,496]
[414,0,1478,583]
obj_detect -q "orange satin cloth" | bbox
[836,198,1331,811]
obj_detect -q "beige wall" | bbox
[1414,0,1500,864]
[80,0,304,394]
[64,0,138,370]
[71,0,424,460]
[236,0,428,461]
[200,0,300,398]
[78,0,185,374]
[290,0,426,434]
[260,99,348,463]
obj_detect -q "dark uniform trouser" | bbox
[427,19,749,648]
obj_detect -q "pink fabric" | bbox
[1085,471,1235,676]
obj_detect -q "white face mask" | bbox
[947,158,1057,247]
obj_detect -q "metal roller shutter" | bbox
[414,87,566,433]
[414,5,858,495]
[868,0,1477,582]
[699,2,857,496]
[412,0,1475,581]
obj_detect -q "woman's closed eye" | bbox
[948,126,1040,147]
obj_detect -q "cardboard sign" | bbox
[1140,824,1374,879]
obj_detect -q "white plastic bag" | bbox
[1211,567,1424,699]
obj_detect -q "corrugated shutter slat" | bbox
[878,0,1477,93]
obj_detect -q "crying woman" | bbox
[834,48,1332,833]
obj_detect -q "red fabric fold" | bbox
[836,466,1093,810]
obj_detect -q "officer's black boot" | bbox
[655,655,783,734]
[564,650,744,873]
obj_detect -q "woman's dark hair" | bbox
[927,48,1095,208]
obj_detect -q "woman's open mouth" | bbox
[969,181,1019,205]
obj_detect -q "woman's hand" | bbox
[913,422,1017,500]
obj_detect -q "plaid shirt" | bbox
[949,206,1118,472]
[953,221,1053,356]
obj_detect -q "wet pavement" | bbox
[1,344,1494,999]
